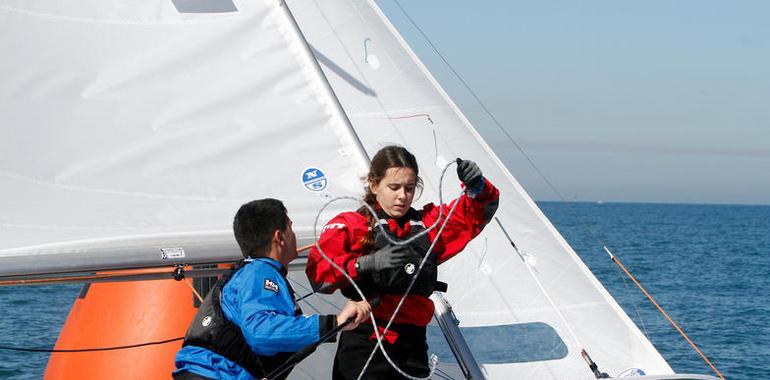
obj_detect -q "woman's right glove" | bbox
[355,244,411,274]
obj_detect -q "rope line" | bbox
[357,190,462,380]
[603,247,725,380]
[0,337,183,353]
[184,278,204,304]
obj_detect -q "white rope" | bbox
[356,191,462,380]
[311,161,463,380]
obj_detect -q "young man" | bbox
[174,198,371,380]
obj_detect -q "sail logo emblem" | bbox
[404,263,416,275]
[201,316,213,327]
[302,168,327,192]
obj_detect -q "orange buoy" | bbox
[44,279,198,379]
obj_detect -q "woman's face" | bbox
[370,167,417,218]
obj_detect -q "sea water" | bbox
[0,202,767,379]
[539,202,770,379]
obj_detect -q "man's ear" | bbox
[273,229,283,246]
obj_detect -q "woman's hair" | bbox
[358,145,423,250]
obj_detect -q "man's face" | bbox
[279,218,298,265]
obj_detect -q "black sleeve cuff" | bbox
[319,314,337,343]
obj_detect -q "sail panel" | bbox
[289,0,674,378]
[0,0,368,269]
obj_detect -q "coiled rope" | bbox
[311,161,463,380]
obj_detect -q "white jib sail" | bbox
[0,0,681,379]
[289,0,675,379]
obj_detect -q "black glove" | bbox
[456,158,483,190]
[356,245,411,274]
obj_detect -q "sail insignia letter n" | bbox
[302,167,327,192]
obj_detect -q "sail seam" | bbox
[0,5,242,26]
[347,105,447,118]
[0,171,240,202]
[0,223,184,232]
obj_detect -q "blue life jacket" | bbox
[175,258,331,380]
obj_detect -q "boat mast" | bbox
[432,293,486,379]
[275,0,371,167]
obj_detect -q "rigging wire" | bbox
[433,367,460,380]
[388,0,567,205]
[494,218,586,353]
[602,246,725,380]
[613,258,654,341]
[389,1,725,378]
[389,0,604,243]
[288,277,333,309]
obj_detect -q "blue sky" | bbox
[378,1,770,205]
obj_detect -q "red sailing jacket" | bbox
[305,178,500,327]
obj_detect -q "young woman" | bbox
[305,146,499,379]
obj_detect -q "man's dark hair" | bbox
[233,198,289,258]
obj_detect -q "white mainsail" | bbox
[0,0,712,379]
[0,0,368,276]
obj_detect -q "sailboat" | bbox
[0,0,720,379]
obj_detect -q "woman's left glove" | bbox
[456,158,483,190]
